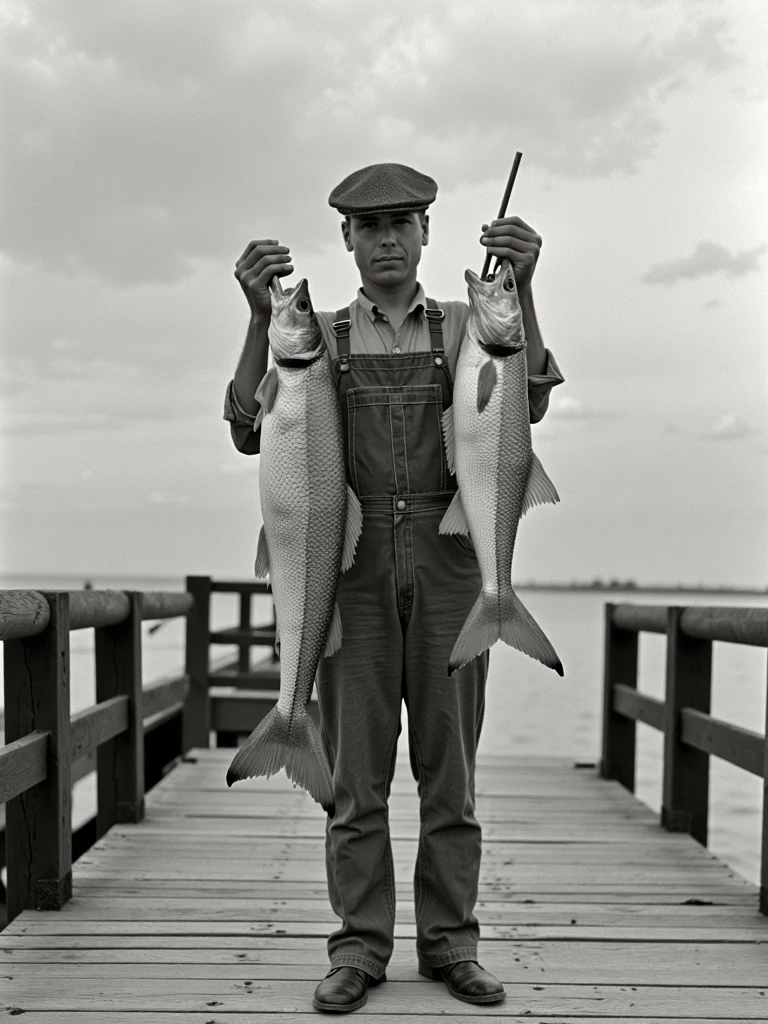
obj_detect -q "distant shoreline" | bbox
[0,573,766,597]
[513,582,768,596]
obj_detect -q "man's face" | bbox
[342,211,429,287]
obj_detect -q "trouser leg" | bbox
[403,509,488,967]
[316,510,403,980]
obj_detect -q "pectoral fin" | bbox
[441,405,456,475]
[520,452,560,517]
[340,486,363,572]
[254,366,279,415]
[477,359,497,413]
[323,601,342,658]
[254,525,270,578]
[439,488,470,535]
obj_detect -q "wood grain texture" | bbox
[140,591,193,621]
[0,730,47,803]
[2,749,767,1020]
[4,591,72,921]
[681,707,764,777]
[0,589,50,640]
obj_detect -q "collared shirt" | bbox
[224,284,564,455]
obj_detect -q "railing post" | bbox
[761,656,768,915]
[183,575,211,753]
[3,591,72,923]
[238,590,252,672]
[600,603,638,791]
[95,591,144,838]
[662,606,712,845]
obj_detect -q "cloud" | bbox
[642,241,766,285]
[0,1,741,287]
[703,413,752,440]
[547,395,613,421]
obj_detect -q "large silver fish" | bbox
[226,277,362,812]
[440,258,563,676]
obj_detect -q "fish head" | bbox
[268,277,322,360]
[464,258,525,352]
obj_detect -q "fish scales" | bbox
[261,356,346,719]
[441,258,563,676]
[227,276,362,812]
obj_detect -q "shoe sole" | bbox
[312,993,368,1013]
[418,961,506,1005]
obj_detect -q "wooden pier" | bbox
[1,581,768,1020]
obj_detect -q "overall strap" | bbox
[424,298,445,351]
[333,307,352,365]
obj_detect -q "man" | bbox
[224,163,563,1012]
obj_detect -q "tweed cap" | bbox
[328,162,437,216]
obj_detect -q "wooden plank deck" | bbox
[2,749,767,1021]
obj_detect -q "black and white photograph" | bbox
[1,1,767,1018]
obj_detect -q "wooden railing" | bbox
[183,575,324,750]
[600,602,768,914]
[0,588,194,924]
[0,577,281,927]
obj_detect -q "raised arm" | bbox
[479,216,564,421]
[224,239,294,452]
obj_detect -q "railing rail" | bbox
[1,577,276,928]
[601,601,768,916]
[0,588,196,926]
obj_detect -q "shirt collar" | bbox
[356,282,427,323]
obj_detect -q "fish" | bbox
[226,276,363,813]
[440,257,563,676]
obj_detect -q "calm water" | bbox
[1,576,766,885]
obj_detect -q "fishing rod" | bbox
[480,151,523,281]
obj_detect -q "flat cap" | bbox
[328,162,437,216]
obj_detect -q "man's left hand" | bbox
[480,216,541,292]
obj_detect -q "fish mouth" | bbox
[269,276,309,304]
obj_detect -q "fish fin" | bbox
[254,366,279,415]
[521,451,560,517]
[439,488,470,535]
[477,359,497,413]
[441,405,456,475]
[340,486,363,573]
[226,705,335,815]
[323,601,342,658]
[254,525,270,578]
[449,587,563,676]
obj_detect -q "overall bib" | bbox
[315,302,489,979]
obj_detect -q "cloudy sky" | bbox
[1,0,766,586]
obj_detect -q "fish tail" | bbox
[226,705,335,815]
[449,587,563,677]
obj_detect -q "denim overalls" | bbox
[315,301,489,979]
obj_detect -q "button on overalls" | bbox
[315,301,489,979]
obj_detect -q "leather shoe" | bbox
[313,965,385,1012]
[418,958,505,1004]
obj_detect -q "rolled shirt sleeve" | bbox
[223,379,262,455]
[528,349,565,424]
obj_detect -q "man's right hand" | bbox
[234,239,294,319]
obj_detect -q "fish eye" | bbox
[297,298,311,313]
[503,276,515,291]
